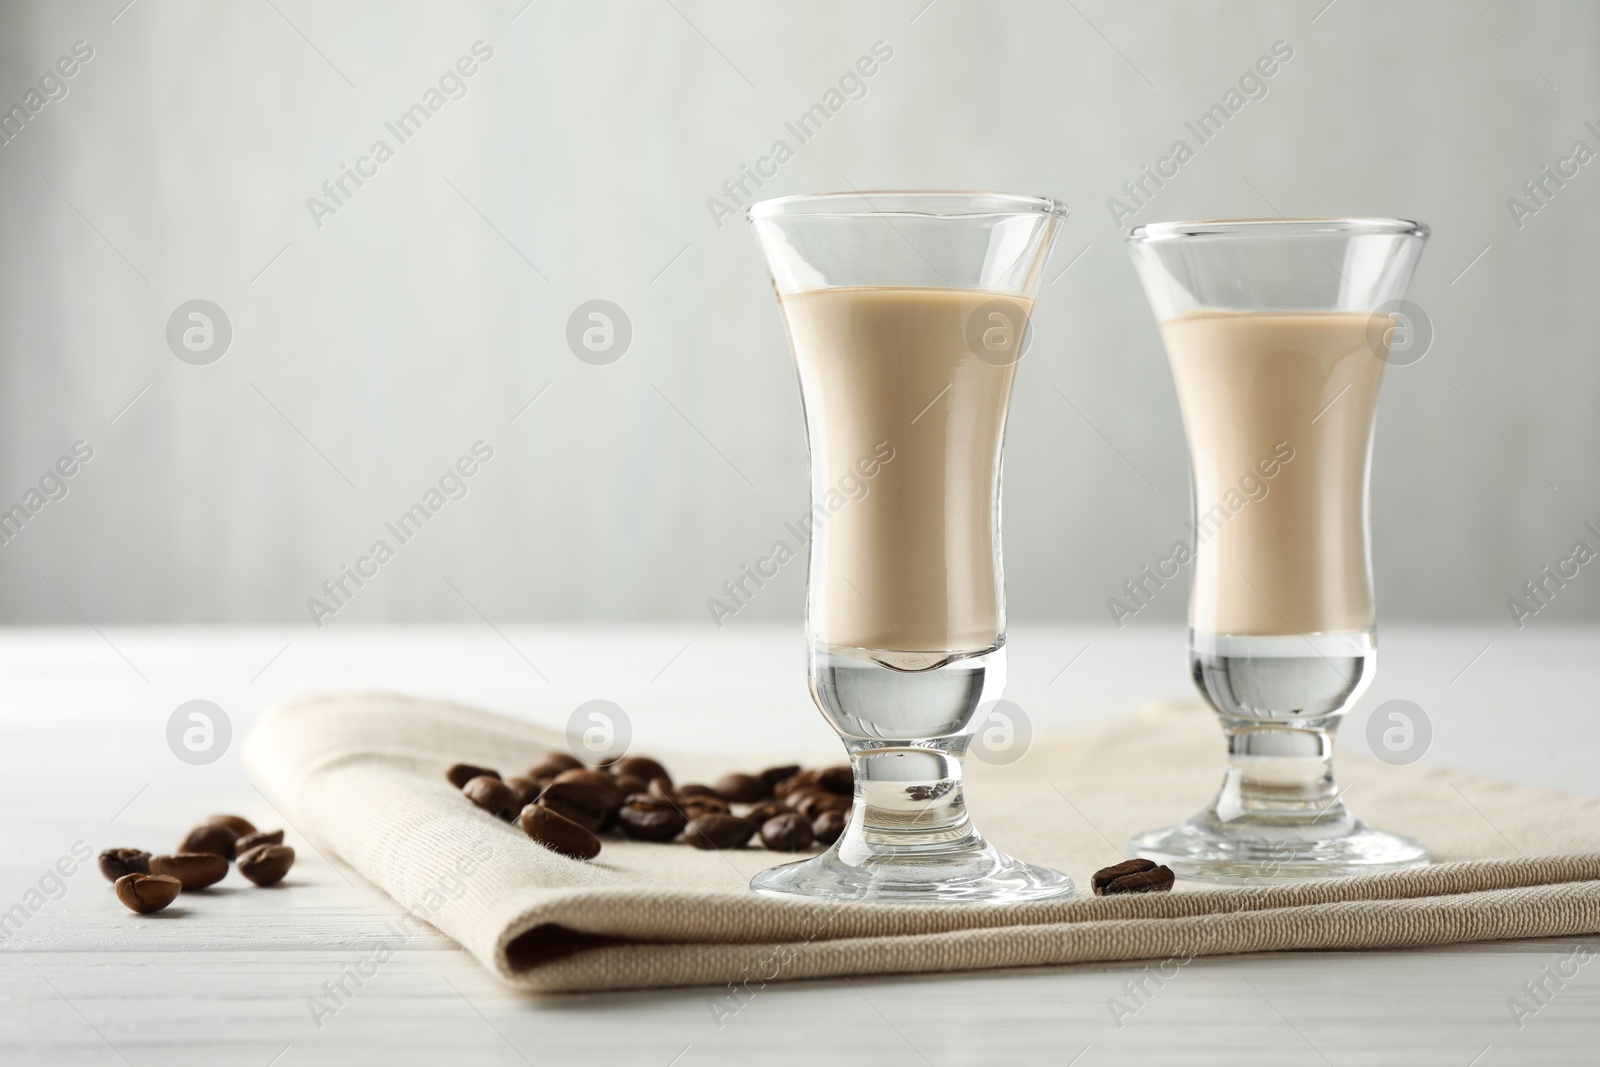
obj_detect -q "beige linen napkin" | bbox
[245,692,1600,993]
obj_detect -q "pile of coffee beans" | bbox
[99,814,296,914]
[446,755,855,861]
[1090,858,1176,896]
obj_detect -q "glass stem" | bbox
[1213,719,1349,824]
[835,739,981,862]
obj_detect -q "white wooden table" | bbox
[2,623,1597,1065]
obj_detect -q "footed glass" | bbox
[1126,218,1431,881]
[746,192,1074,902]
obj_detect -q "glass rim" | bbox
[1127,217,1428,242]
[747,191,1069,223]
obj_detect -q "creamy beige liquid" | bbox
[780,286,1024,655]
[1161,311,1386,636]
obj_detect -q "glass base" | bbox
[749,836,1076,904]
[1137,628,1427,883]
[756,645,1075,904]
[1128,809,1428,883]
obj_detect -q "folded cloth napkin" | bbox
[245,693,1600,993]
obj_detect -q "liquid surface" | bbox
[780,286,1024,655]
[1161,311,1386,636]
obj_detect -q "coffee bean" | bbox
[463,776,520,821]
[759,764,801,789]
[612,756,670,787]
[773,770,822,800]
[180,821,239,860]
[504,776,544,806]
[149,852,228,890]
[234,829,285,854]
[783,788,819,811]
[819,765,854,796]
[676,783,723,800]
[813,809,848,845]
[237,844,295,887]
[537,781,616,833]
[527,753,583,779]
[205,814,257,838]
[98,848,151,883]
[905,781,953,802]
[685,813,756,850]
[743,801,794,824]
[713,773,768,804]
[1103,866,1175,895]
[447,763,500,789]
[680,795,729,816]
[616,794,688,842]
[793,791,851,821]
[760,812,814,851]
[614,773,647,797]
[519,804,601,860]
[114,873,182,914]
[1091,858,1175,896]
[1090,858,1155,893]
[552,769,625,799]
[646,777,676,801]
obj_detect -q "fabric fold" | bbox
[245,691,1600,992]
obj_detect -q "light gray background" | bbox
[0,0,1593,630]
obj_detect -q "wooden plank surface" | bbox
[2,623,1597,1064]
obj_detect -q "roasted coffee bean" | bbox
[537,781,616,833]
[447,763,500,789]
[675,783,723,800]
[504,776,544,806]
[614,774,647,797]
[793,791,851,821]
[1090,858,1175,896]
[684,813,756,850]
[1090,858,1156,893]
[519,804,601,860]
[782,789,821,814]
[759,764,801,789]
[149,852,228,890]
[813,809,848,845]
[760,812,814,851]
[680,795,729,816]
[713,773,768,804]
[647,777,677,801]
[463,776,521,821]
[743,801,794,824]
[237,844,295,887]
[616,794,688,842]
[815,790,853,813]
[98,848,151,883]
[205,814,257,838]
[905,781,953,802]
[819,765,854,796]
[552,768,625,799]
[773,770,822,800]
[234,829,285,853]
[790,789,849,816]
[611,756,670,787]
[180,821,239,860]
[1101,865,1175,896]
[527,752,583,779]
[114,873,182,914]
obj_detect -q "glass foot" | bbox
[750,837,1076,903]
[1128,810,1428,883]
